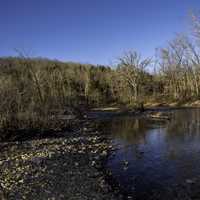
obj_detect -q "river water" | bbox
[100,109,200,199]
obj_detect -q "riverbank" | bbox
[0,119,125,200]
[145,99,200,109]
[0,106,183,200]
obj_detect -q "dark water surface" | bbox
[100,109,200,200]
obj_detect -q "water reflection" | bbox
[100,116,167,145]
[100,109,200,199]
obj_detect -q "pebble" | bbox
[186,179,195,184]
[0,122,120,200]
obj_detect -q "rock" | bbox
[123,166,128,171]
[57,114,76,120]
[101,151,108,157]
[18,179,24,183]
[74,162,79,167]
[123,160,129,166]
[91,161,96,166]
[123,160,129,170]
[186,179,195,184]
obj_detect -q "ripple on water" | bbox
[98,109,200,199]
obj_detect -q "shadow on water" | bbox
[98,109,200,199]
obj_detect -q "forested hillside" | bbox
[1,14,200,133]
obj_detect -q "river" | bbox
[99,108,200,199]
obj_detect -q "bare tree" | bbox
[117,51,151,102]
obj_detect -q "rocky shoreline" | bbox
[0,107,174,200]
[0,119,124,200]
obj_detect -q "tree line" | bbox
[1,13,200,132]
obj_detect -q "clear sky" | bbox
[0,0,200,65]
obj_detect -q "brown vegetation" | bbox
[1,13,200,138]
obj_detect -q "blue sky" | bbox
[0,0,200,65]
